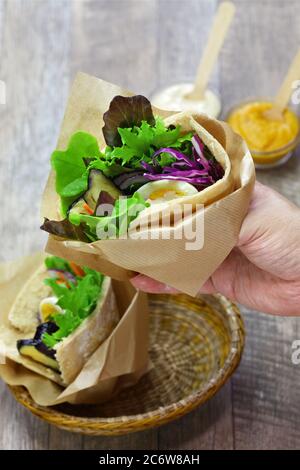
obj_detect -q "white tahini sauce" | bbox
[152,83,221,118]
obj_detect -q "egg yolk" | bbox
[149,189,186,200]
[40,303,59,322]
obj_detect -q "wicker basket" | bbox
[9,293,245,436]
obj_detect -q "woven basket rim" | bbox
[8,293,245,434]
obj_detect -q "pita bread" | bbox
[8,265,52,333]
[55,276,119,384]
[1,265,119,386]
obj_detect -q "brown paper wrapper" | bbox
[41,73,255,296]
[0,253,150,406]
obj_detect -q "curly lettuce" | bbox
[42,263,104,348]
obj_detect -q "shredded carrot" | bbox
[69,261,85,277]
[57,272,70,288]
[83,202,94,215]
[56,278,69,288]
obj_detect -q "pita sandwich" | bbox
[0,256,119,386]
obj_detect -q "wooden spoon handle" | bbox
[186,2,235,101]
[274,49,300,113]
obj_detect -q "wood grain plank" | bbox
[0,382,49,449]
[220,0,300,111]
[83,431,158,451]
[158,382,234,450]
[1,0,300,451]
[219,0,300,450]
[232,309,300,449]
[212,382,235,450]
[0,0,72,450]
[48,426,83,450]
[156,0,219,95]
[0,0,71,262]
[71,0,159,96]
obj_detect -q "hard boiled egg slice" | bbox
[39,296,62,322]
[136,180,198,204]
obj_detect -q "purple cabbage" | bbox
[47,269,77,285]
[142,134,224,187]
[153,147,193,167]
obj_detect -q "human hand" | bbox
[131,182,300,316]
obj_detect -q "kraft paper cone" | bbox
[0,253,150,406]
[41,73,255,296]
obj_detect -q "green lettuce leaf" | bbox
[87,157,127,178]
[42,267,104,348]
[69,193,149,239]
[97,117,192,172]
[51,131,101,215]
[44,256,71,272]
[60,174,89,198]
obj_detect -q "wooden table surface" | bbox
[0,0,300,450]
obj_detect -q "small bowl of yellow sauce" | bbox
[227,100,300,168]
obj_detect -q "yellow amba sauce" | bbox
[227,101,299,165]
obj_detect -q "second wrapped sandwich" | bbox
[5,256,119,386]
